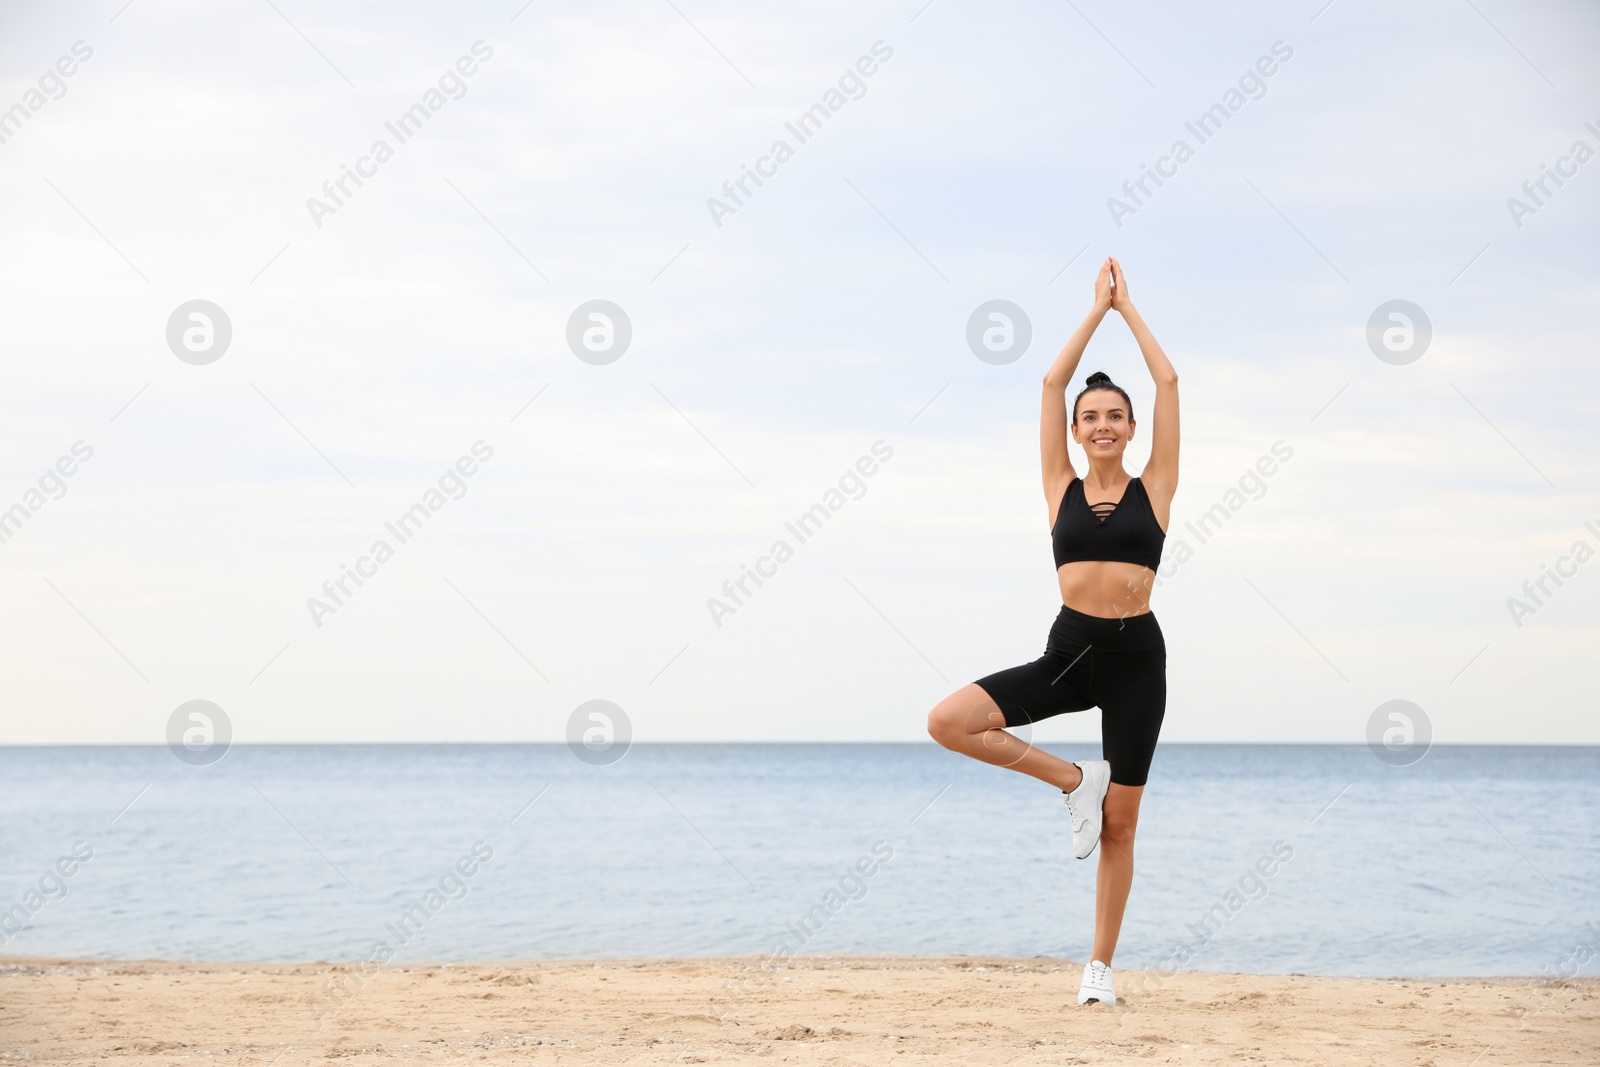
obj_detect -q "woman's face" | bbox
[1072,389,1134,455]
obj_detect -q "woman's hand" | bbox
[1109,257,1134,313]
[1093,258,1113,312]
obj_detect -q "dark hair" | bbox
[1072,371,1133,425]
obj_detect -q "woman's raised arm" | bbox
[1108,258,1179,507]
[1041,260,1113,512]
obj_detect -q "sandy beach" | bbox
[4,954,1595,1065]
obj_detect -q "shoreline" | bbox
[0,952,1583,981]
[6,954,1595,1064]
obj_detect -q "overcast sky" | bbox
[1,0,1596,746]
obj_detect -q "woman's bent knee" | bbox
[927,701,964,748]
[927,686,995,748]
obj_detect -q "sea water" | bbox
[1,743,1595,977]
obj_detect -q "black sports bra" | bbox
[1052,476,1165,572]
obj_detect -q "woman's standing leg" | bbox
[1086,640,1165,966]
[1091,784,1142,964]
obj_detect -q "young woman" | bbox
[927,257,1178,1007]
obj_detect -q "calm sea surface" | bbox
[1,744,1595,977]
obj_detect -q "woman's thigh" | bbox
[1091,646,1167,787]
[973,648,1096,728]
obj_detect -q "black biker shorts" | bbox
[973,604,1166,787]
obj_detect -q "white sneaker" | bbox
[1077,959,1116,1005]
[1062,760,1111,860]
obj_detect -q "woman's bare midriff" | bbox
[1057,559,1156,619]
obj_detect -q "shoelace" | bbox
[1063,790,1090,832]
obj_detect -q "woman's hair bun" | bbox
[1072,369,1133,424]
